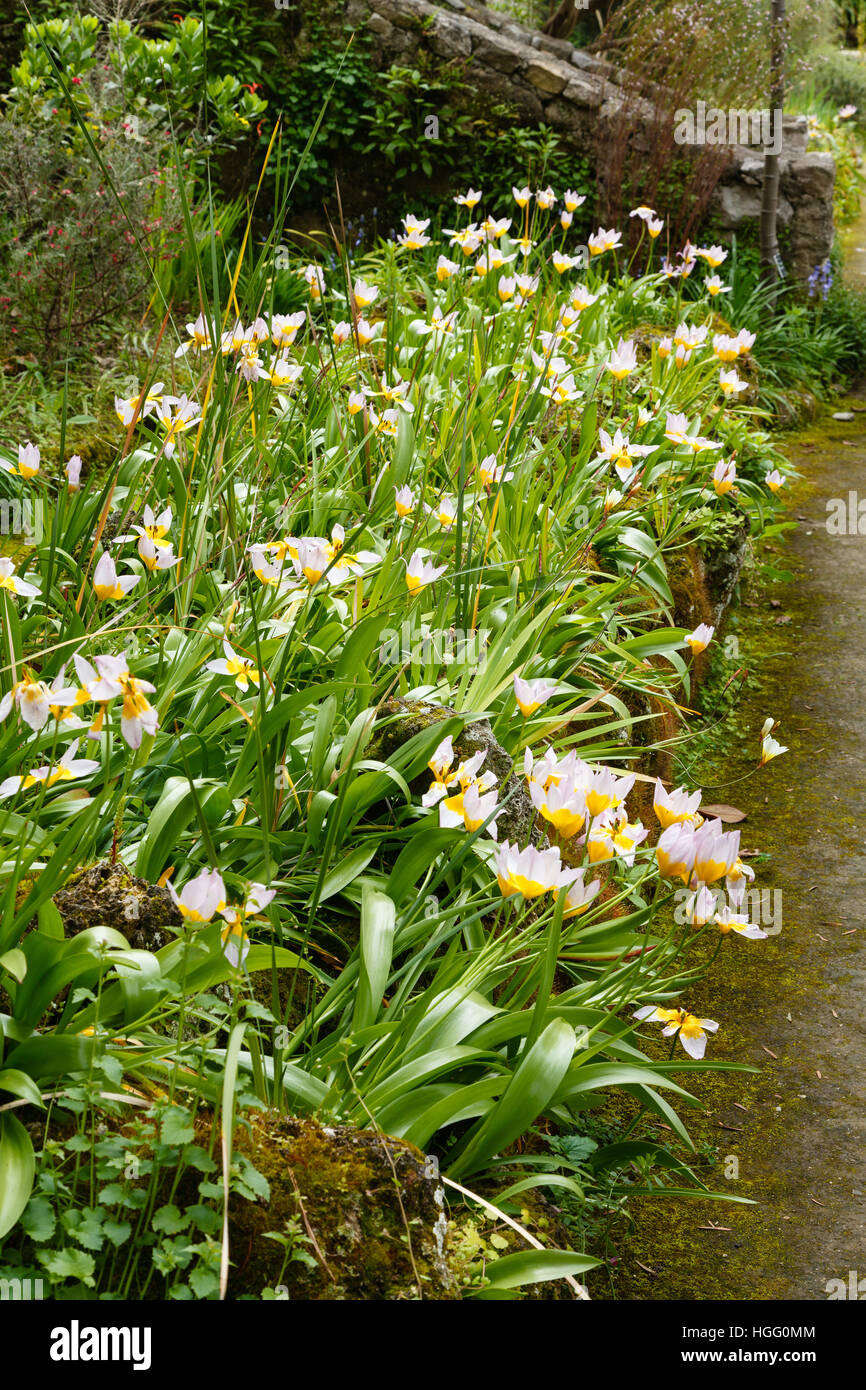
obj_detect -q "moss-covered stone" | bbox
[370,695,546,847]
[196,1111,460,1300]
[53,860,181,950]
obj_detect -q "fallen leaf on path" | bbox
[701,803,747,823]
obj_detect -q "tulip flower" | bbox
[207,639,261,693]
[136,536,177,574]
[168,867,227,923]
[692,819,740,885]
[398,223,431,250]
[719,369,747,395]
[495,841,581,899]
[684,623,714,654]
[175,313,212,357]
[726,856,755,908]
[65,454,82,489]
[427,497,458,529]
[653,778,702,828]
[514,675,558,717]
[0,673,68,731]
[461,781,501,839]
[682,884,720,926]
[436,254,460,281]
[587,809,647,865]
[588,227,622,255]
[633,1005,719,1059]
[270,359,303,388]
[656,822,697,882]
[405,552,447,594]
[0,556,40,600]
[606,338,638,379]
[562,872,601,918]
[583,767,635,818]
[712,333,740,363]
[712,459,737,496]
[154,394,200,458]
[352,278,378,309]
[271,312,306,348]
[93,552,140,601]
[394,485,415,518]
[0,739,100,799]
[715,905,767,939]
[570,285,599,312]
[302,264,325,298]
[478,456,513,489]
[414,305,458,338]
[698,244,728,268]
[595,428,657,481]
[705,275,730,297]
[760,733,788,765]
[529,776,587,839]
[13,442,41,479]
[118,674,159,749]
[665,412,720,453]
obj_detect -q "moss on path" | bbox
[600,403,866,1301]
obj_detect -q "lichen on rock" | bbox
[53,860,181,951]
[213,1112,462,1300]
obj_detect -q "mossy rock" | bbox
[200,1111,460,1300]
[698,512,750,624]
[53,860,181,951]
[369,696,545,847]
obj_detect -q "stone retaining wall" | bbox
[339,0,834,282]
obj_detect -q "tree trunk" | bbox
[759,0,786,286]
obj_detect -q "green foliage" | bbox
[797,47,866,127]
[0,1088,271,1299]
[0,11,266,360]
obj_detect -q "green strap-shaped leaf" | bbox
[481,1248,598,1291]
[0,1113,36,1239]
[354,886,396,1032]
[448,1018,576,1180]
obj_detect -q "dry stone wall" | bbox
[338,0,834,283]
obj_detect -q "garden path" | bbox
[609,350,866,1304]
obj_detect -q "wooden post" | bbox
[759,0,786,286]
